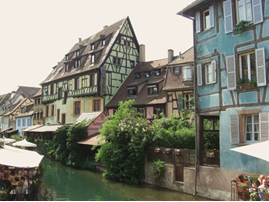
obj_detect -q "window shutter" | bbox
[226,55,236,90]
[88,99,93,112]
[100,99,104,111]
[81,100,84,113]
[87,75,90,86]
[230,114,239,144]
[72,79,75,91]
[197,64,203,86]
[178,94,183,112]
[260,112,269,141]
[223,0,233,34]
[211,60,217,83]
[43,106,46,118]
[48,86,51,95]
[70,101,73,115]
[195,12,201,33]
[79,77,82,89]
[252,0,263,24]
[209,5,215,28]
[256,48,266,87]
[94,73,98,85]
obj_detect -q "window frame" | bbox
[74,78,80,90]
[183,93,194,109]
[236,0,253,23]
[93,99,101,112]
[144,71,150,78]
[245,114,259,143]
[238,51,256,81]
[147,84,158,95]
[90,74,95,87]
[74,101,81,115]
[127,86,137,96]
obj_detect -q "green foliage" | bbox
[80,158,96,170]
[152,159,166,182]
[26,136,34,143]
[151,113,195,149]
[11,134,21,141]
[66,120,89,167]
[235,20,252,36]
[96,99,153,184]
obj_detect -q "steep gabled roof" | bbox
[41,17,128,85]
[4,98,32,116]
[16,86,41,99]
[33,89,42,98]
[106,58,168,108]
[163,47,194,91]
[177,0,207,18]
[0,93,11,106]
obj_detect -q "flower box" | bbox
[154,148,161,153]
[174,149,181,156]
[205,150,215,158]
[164,148,171,154]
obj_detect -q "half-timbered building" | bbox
[178,0,269,200]
[40,17,139,125]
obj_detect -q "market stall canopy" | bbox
[0,137,16,144]
[0,145,43,168]
[22,124,43,132]
[12,139,37,147]
[230,140,269,162]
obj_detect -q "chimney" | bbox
[168,49,174,63]
[79,38,82,42]
[139,44,146,62]
[103,25,108,30]
[179,51,182,58]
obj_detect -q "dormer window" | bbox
[65,64,69,72]
[154,70,160,77]
[102,40,106,47]
[130,60,135,68]
[113,57,121,65]
[74,59,81,68]
[76,50,80,57]
[175,67,180,74]
[91,55,95,64]
[147,84,158,95]
[135,73,141,79]
[127,86,137,96]
[145,72,150,78]
[66,55,69,61]
[91,44,95,50]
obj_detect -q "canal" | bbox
[38,158,210,201]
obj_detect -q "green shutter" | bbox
[178,94,183,112]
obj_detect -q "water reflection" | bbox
[40,158,209,201]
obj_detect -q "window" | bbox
[58,88,62,99]
[168,94,172,102]
[50,84,54,95]
[75,78,79,90]
[113,57,121,65]
[147,85,158,95]
[127,86,137,96]
[22,119,26,126]
[239,52,256,81]
[18,119,21,127]
[130,60,135,68]
[91,55,95,64]
[195,5,214,33]
[154,107,162,118]
[135,73,141,79]
[66,55,69,61]
[137,108,145,117]
[74,59,81,68]
[183,94,193,109]
[27,118,30,126]
[236,0,253,22]
[51,105,54,116]
[155,70,160,76]
[102,40,106,46]
[245,114,259,143]
[46,105,49,117]
[76,50,80,57]
[145,72,150,78]
[174,67,180,74]
[93,100,101,111]
[205,63,213,84]
[90,74,95,86]
[74,101,81,115]
[197,61,216,86]
[57,109,60,122]
[65,64,69,72]
[91,44,95,50]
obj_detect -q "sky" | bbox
[0,0,194,95]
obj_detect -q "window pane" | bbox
[204,10,210,30]
[246,2,252,21]
[246,125,252,132]
[254,115,259,123]
[254,124,259,132]
[241,55,248,80]
[246,133,251,140]
[246,115,252,123]
[237,0,243,6]
[238,6,244,22]
[254,133,259,141]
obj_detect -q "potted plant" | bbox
[174,149,181,156]
[164,148,171,154]
[205,149,215,158]
[235,20,252,36]
[250,78,257,88]
[237,78,245,90]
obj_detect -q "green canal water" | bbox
[38,158,209,201]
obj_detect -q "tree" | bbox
[95,99,153,184]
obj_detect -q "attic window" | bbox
[130,60,135,68]
[135,73,141,79]
[102,40,106,47]
[147,84,158,95]
[127,86,137,96]
[65,64,69,72]
[91,55,95,64]
[76,50,80,57]
[74,59,81,68]
[175,67,180,74]
[145,72,150,78]
[155,70,160,77]
[91,44,95,50]
[66,55,69,61]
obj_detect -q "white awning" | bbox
[0,145,43,168]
